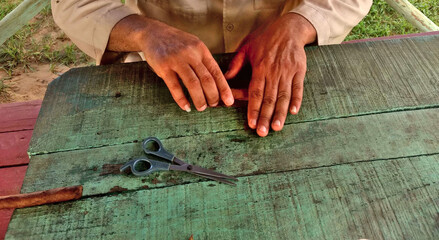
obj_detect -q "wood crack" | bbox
[28,104,439,157]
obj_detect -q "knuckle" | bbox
[253,62,266,72]
[175,95,187,104]
[199,73,213,84]
[262,95,276,106]
[249,89,264,99]
[210,67,223,80]
[166,80,181,90]
[187,76,199,85]
[297,62,306,71]
[249,109,260,118]
[277,90,290,102]
[292,80,303,90]
[155,59,171,71]
[291,96,302,103]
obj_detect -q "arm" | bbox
[51,0,136,64]
[52,1,234,112]
[226,0,372,137]
[107,15,234,111]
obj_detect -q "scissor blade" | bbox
[190,165,238,181]
[169,165,237,185]
[173,157,237,180]
[193,173,237,186]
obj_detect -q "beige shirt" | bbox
[52,0,372,64]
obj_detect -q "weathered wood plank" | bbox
[0,0,49,46]
[0,100,41,133]
[0,165,27,240]
[385,0,439,32]
[0,130,32,167]
[29,35,439,154]
[7,156,439,239]
[0,166,28,199]
[21,108,439,196]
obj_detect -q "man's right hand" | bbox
[107,15,234,112]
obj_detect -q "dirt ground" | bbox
[0,64,70,102]
[0,9,91,104]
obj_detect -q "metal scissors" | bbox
[120,137,238,185]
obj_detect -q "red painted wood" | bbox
[0,166,28,199]
[0,100,41,239]
[0,209,14,240]
[0,130,32,167]
[0,166,27,240]
[0,100,41,133]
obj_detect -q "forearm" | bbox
[107,15,150,52]
[282,13,317,46]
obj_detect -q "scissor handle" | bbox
[142,137,174,162]
[120,158,170,177]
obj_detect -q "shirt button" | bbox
[226,23,234,32]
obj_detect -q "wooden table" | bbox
[0,100,41,239]
[5,35,439,239]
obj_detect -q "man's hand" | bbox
[108,15,234,112]
[225,13,316,137]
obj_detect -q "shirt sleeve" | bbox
[290,0,373,45]
[51,0,137,64]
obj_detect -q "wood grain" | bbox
[6,156,439,239]
[0,100,41,133]
[10,35,439,239]
[28,35,439,154]
[20,108,439,196]
[0,130,32,167]
[0,166,27,239]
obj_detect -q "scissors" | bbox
[120,137,238,185]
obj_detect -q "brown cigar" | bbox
[0,185,83,209]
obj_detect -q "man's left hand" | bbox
[225,13,316,137]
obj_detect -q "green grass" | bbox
[347,0,439,40]
[0,0,20,19]
[0,3,92,78]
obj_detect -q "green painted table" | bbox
[5,35,439,239]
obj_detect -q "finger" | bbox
[290,69,305,115]
[225,49,246,79]
[247,69,265,130]
[256,76,279,137]
[192,62,220,107]
[162,71,191,112]
[271,74,292,131]
[203,55,234,106]
[175,64,207,111]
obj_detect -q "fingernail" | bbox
[291,106,297,114]
[225,97,234,106]
[184,104,191,112]
[211,102,218,107]
[259,126,267,134]
[198,104,207,111]
[250,119,257,128]
[273,120,281,127]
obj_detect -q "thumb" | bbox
[225,48,246,80]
